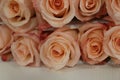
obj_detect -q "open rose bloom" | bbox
[78,23,108,64]
[0,0,37,33]
[104,26,120,64]
[11,30,40,66]
[39,27,81,70]
[33,0,75,28]
[75,0,106,22]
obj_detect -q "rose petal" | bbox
[0,25,13,55]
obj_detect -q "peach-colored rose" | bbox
[11,30,40,66]
[75,0,105,22]
[105,0,120,25]
[33,0,75,27]
[0,25,13,55]
[0,0,37,33]
[78,23,108,64]
[104,26,120,64]
[39,27,81,70]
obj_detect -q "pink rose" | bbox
[0,0,37,33]
[39,27,81,70]
[104,26,120,64]
[75,0,105,22]
[78,23,108,64]
[32,0,75,27]
[11,30,40,66]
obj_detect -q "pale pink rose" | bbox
[104,26,120,64]
[39,27,81,70]
[11,30,40,66]
[0,0,37,33]
[75,0,105,22]
[0,25,13,55]
[78,23,108,64]
[105,0,120,25]
[32,0,75,28]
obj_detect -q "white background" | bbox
[0,61,120,80]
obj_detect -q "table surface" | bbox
[0,61,120,80]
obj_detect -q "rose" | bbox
[78,23,108,64]
[0,0,37,33]
[105,0,120,25]
[11,30,40,66]
[104,26,120,64]
[0,25,13,55]
[33,0,75,27]
[39,27,81,70]
[75,0,105,22]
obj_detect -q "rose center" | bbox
[91,45,98,52]
[86,0,95,9]
[17,43,29,58]
[9,0,19,14]
[90,41,101,54]
[52,46,64,58]
[54,0,62,7]
[49,0,64,10]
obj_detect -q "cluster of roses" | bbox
[0,0,120,70]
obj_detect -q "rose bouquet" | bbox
[0,0,120,70]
